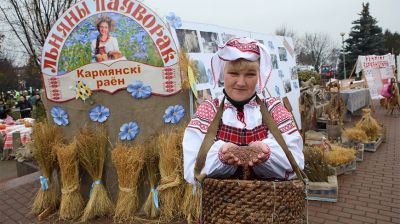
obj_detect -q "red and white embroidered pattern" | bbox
[226,39,260,55]
[188,99,218,133]
[264,97,297,135]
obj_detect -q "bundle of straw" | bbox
[181,183,201,224]
[303,146,331,182]
[343,127,369,143]
[157,127,185,221]
[356,109,383,141]
[179,49,198,90]
[112,143,146,222]
[31,122,63,215]
[143,139,160,218]
[325,145,356,167]
[56,141,84,220]
[76,126,114,222]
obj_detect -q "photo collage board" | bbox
[169,21,301,128]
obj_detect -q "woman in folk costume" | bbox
[182,37,304,184]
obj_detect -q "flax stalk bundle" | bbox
[344,127,369,143]
[157,127,185,221]
[181,183,201,224]
[356,108,383,141]
[112,143,145,222]
[179,49,199,90]
[76,126,114,222]
[325,145,356,167]
[31,122,63,214]
[56,141,84,220]
[303,146,331,182]
[143,139,160,218]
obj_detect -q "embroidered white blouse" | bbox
[182,95,304,184]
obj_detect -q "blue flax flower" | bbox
[127,81,152,99]
[166,12,182,29]
[50,106,69,126]
[89,105,110,123]
[119,122,140,141]
[163,105,185,124]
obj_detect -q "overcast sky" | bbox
[145,0,400,46]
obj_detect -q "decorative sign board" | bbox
[356,54,396,99]
[41,0,181,102]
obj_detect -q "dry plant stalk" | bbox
[179,48,199,90]
[143,139,160,218]
[344,127,369,143]
[31,122,63,214]
[56,141,84,220]
[181,184,201,224]
[157,126,185,221]
[112,143,146,222]
[356,108,383,141]
[325,145,356,167]
[303,146,331,182]
[76,126,114,222]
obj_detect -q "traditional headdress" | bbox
[211,37,272,93]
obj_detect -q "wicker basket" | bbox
[201,178,305,224]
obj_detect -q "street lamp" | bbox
[340,32,346,79]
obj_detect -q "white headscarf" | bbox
[211,37,273,93]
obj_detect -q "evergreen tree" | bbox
[337,3,386,79]
[383,29,400,55]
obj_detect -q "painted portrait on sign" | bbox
[58,12,163,75]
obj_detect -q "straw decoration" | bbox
[343,127,369,143]
[56,141,84,220]
[31,122,63,215]
[303,146,331,182]
[157,126,185,221]
[112,143,146,222]
[356,108,383,141]
[181,183,201,224]
[179,48,199,90]
[76,126,114,222]
[143,138,160,218]
[325,145,356,167]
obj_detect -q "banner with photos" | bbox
[356,54,396,99]
[169,21,301,128]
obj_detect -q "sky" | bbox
[2,0,399,65]
[144,0,400,46]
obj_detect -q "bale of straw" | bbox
[343,127,369,143]
[76,126,114,222]
[112,143,146,222]
[181,184,201,224]
[56,141,84,220]
[325,145,356,167]
[157,127,185,221]
[143,139,160,218]
[356,108,383,141]
[31,122,63,214]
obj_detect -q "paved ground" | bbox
[0,105,399,223]
[0,160,17,182]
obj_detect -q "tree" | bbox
[296,32,338,72]
[383,29,400,55]
[338,2,386,79]
[0,0,77,67]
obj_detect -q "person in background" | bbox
[16,96,32,118]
